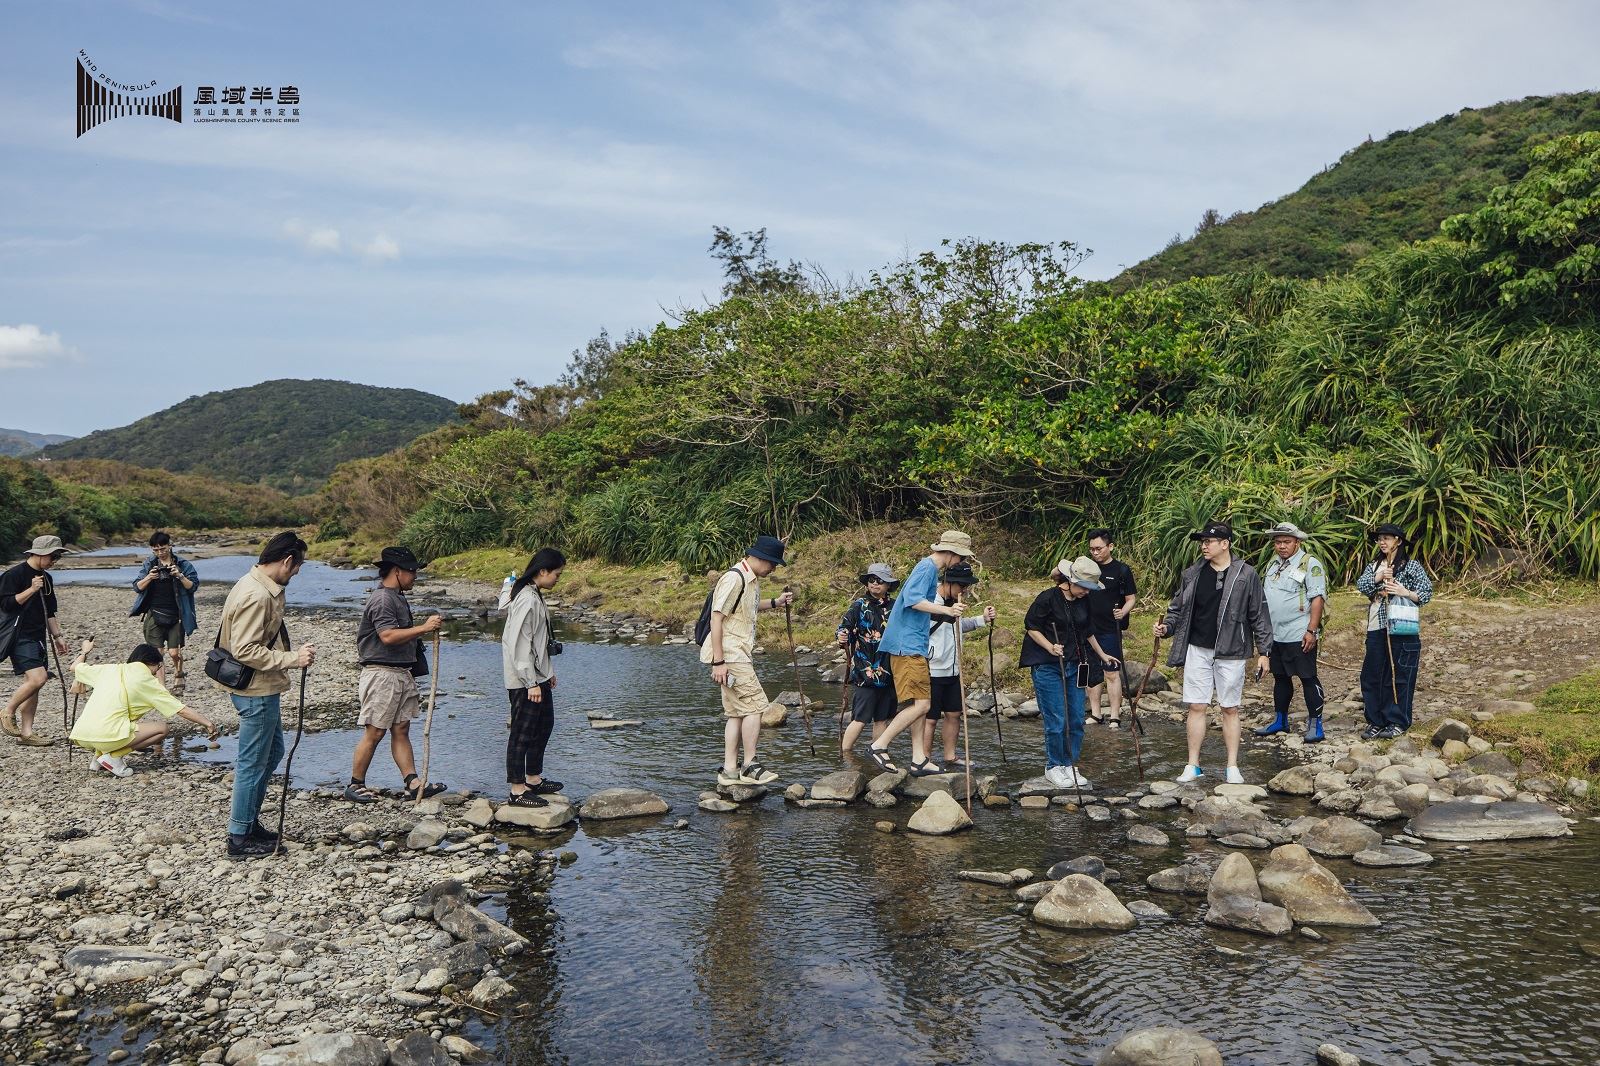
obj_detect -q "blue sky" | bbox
[2,0,1597,436]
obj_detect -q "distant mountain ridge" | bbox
[0,427,74,457]
[42,379,460,493]
[1115,90,1600,287]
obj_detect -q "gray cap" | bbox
[1264,522,1311,541]
[859,562,898,586]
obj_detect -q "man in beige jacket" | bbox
[214,532,316,858]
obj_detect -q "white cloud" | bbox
[283,219,343,254]
[358,234,400,261]
[0,324,75,369]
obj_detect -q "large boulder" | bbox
[1096,1027,1222,1066]
[63,946,181,984]
[1257,844,1380,928]
[1352,845,1434,868]
[1191,796,1274,838]
[810,770,867,803]
[1121,660,1170,694]
[1146,864,1212,896]
[1300,817,1382,858]
[1430,719,1472,748]
[1203,853,1292,937]
[1267,765,1316,796]
[906,790,973,835]
[1465,751,1518,779]
[1408,800,1572,842]
[434,899,529,954]
[494,800,577,832]
[902,772,995,801]
[1031,875,1137,932]
[579,788,670,821]
[253,1034,388,1066]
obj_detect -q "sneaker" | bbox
[716,769,742,787]
[1066,767,1094,790]
[1176,764,1204,783]
[226,834,275,859]
[96,753,133,778]
[739,762,780,785]
[506,791,548,808]
[1044,765,1070,788]
[1224,766,1246,785]
[1376,726,1404,739]
[1359,726,1382,741]
[247,821,281,844]
[530,779,565,795]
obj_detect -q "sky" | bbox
[2,0,1597,437]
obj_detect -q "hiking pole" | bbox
[986,627,1006,764]
[48,634,70,757]
[1049,623,1086,810]
[782,586,816,757]
[416,630,442,807]
[838,631,854,740]
[65,635,95,766]
[954,617,972,816]
[275,667,308,857]
[1125,634,1158,782]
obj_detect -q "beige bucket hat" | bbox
[930,530,974,557]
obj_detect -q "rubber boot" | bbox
[1252,709,1289,737]
[1303,714,1325,743]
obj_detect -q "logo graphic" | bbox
[76,52,181,138]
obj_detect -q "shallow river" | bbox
[60,559,1600,1065]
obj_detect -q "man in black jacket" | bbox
[1,535,71,746]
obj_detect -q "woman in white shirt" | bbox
[501,547,566,807]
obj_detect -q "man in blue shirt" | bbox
[1254,522,1328,742]
[866,530,972,777]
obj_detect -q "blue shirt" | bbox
[1262,548,1326,643]
[877,557,940,657]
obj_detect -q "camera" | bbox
[547,637,564,657]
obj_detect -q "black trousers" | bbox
[506,683,554,784]
[1361,630,1421,730]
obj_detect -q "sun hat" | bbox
[941,562,979,586]
[1055,556,1104,591]
[746,535,788,566]
[1189,520,1234,543]
[376,546,426,572]
[1367,523,1412,547]
[859,562,898,586]
[930,530,974,557]
[1263,522,1310,541]
[25,535,69,557]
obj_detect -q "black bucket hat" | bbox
[746,535,787,567]
[1367,523,1412,547]
[377,546,426,572]
[940,562,980,586]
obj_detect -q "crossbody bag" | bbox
[204,622,289,690]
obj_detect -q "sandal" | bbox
[506,790,548,808]
[404,773,447,800]
[739,762,779,785]
[908,758,944,777]
[343,780,380,804]
[867,746,899,774]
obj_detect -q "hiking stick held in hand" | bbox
[1125,635,1158,782]
[987,626,1006,764]
[66,635,95,765]
[275,667,308,857]
[48,636,70,760]
[1049,623,1085,810]
[416,631,442,807]
[954,617,972,816]
[783,586,816,757]
[838,631,854,739]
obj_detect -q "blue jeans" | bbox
[1032,662,1086,769]
[1361,630,1421,731]
[230,693,284,836]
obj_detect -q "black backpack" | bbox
[693,569,746,645]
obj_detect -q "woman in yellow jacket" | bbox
[69,642,218,777]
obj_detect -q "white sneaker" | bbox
[1066,767,1094,790]
[1176,764,1204,783]
[97,754,133,778]
[1225,766,1246,785]
[1045,765,1070,788]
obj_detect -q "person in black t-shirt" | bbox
[130,531,199,696]
[1085,529,1138,728]
[1,535,71,745]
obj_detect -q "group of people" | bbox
[0,512,1434,858]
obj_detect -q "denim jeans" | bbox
[230,693,284,836]
[1032,662,1086,769]
[1360,630,1421,731]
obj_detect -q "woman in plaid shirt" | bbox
[1355,523,1434,739]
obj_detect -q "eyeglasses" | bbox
[1199,538,1224,547]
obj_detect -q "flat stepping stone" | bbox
[1127,825,1171,847]
[698,797,739,813]
[1408,801,1571,842]
[590,719,643,730]
[1217,833,1272,849]
[715,782,769,803]
[1353,845,1435,867]
[1138,795,1179,810]
[578,788,670,821]
[1212,783,1268,801]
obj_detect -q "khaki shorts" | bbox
[142,614,185,649]
[889,654,931,703]
[719,661,769,719]
[358,666,421,729]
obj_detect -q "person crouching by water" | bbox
[70,642,218,777]
[924,562,994,769]
[701,536,793,788]
[129,531,199,697]
[501,547,568,807]
[836,562,898,756]
[1356,523,1433,740]
[345,547,445,804]
[1021,557,1111,792]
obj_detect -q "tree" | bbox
[708,226,807,298]
[1195,208,1223,235]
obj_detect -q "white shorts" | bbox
[1182,645,1246,707]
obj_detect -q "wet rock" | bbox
[868,769,907,794]
[495,801,577,832]
[1127,825,1170,847]
[864,791,898,809]
[591,718,643,730]
[389,1032,452,1066]
[1216,833,1271,849]
[902,772,994,801]
[466,975,517,1007]
[1212,782,1267,801]
[1019,795,1051,809]
[956,870,1018,887]
[1258,844,1380,927]
[1047,855,1106,882]
[906,791,972,835]
[406,818,449,850]
[1192,796,1274,837]
[1301,817,1382,858]
[1204,853,1292,937]
[1353,844,1434,867]
[440,1036,487,1063]
[1408,801,1572,842]
[434,900,529,954]
[1267,765,1316,796]
[579,787,670,821]
[461,798,494,828]
[1031,875,1136,932]
[1431,719,1472,747]
[773,690,805,706]
[1316,1043,1362,1066]
[760,703,788,727]
[1456,774,1517,800]
[1015,880,1056,903]
[1085,804,1113,823]
[811,770,867,803]
[1465,751,1518,779]
[794,797,847,809]
[716,781,770,803]
[254,1034,388,1066]
[63,946,180,984]
[874,821,895,834]
[1136,794,1179,810]
[1096,1027,1223,1066]
[1126,900,1169,919]
[1146,864,1212,896]
[698,797,738,813]
[982,793,1012,809]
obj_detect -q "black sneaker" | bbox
[1359,726,1382,741]
[227,833,275,859]
[506,791,548,808]
[530,779,564,795]
[248,821,282,844]
[1376,726,1404,739]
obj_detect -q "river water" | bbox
[56,558,1600,1065]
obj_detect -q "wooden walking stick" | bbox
[954,616,972,816]
[48,633,71,755]
[65,634,95,765]
[1049,622,1086,810]
[838,629,854,741]
[416,630,442,807]
[275,666,308,856]
[986,626,1007,764]
[1125,634,1159,782]
[782,586,816,757]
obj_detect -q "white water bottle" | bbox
[496,573,515,611]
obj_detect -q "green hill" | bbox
[43,379,459,493]
[0,427,73,457]
[1115,91,1600,287]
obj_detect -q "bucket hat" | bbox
[930,530,974,557]
[1367,523,1412,547]
[746,536,787,567]
[1263,522,1311,541]
[377,546,426,571]
[941,562,979,586]
[25,535,69,557]
[859,562,898,586]
[1056,556,1104,591]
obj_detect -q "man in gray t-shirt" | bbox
[345,547,443,803]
